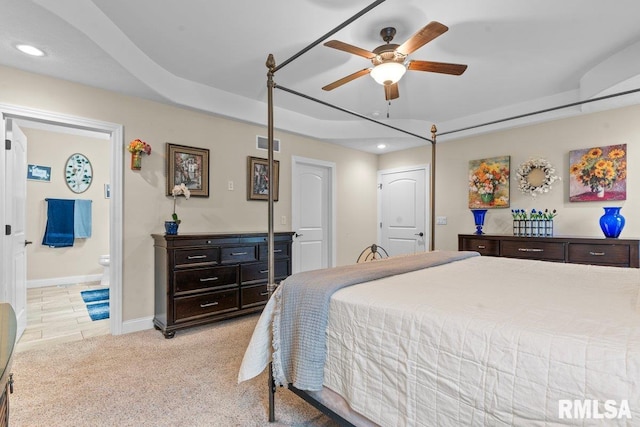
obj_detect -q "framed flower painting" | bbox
[569,144,626,202]
[468,155,510,208]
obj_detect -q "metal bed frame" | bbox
[260,0,640,423]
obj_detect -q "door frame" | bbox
[291,156,337,270]
[1,103,124,335]
[377,164,430,251]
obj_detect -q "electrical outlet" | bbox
[436,216,447,225]
[281,215,287,225]
[228,180,234,191]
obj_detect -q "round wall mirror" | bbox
[526,167,547,187]
[516,158,560,197]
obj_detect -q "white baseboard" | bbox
[27,274,103,289]
[121,316,154,334]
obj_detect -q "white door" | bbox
[5,119,27,339]
[379,167,428,256]
[291,158,334,273]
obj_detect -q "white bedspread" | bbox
[323,256,640,426]
[240,255,640,426]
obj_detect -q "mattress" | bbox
[322,256,640,426]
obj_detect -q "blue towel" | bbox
[42,199,75,248]
[74,199,92,238]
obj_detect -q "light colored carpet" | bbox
[10,314,338,426]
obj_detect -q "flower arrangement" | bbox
[515,158,560,197]
[570,146,626,194]
[511,208,557,220]
[171,183,190,224]
[469,161,509,196]
[127,139,152,155]
[511,208,557,237]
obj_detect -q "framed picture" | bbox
[166,143,210,197]
[569,144,626,202]
[27,164,51,182]
[247,156,279,201]
[468,155,510,208]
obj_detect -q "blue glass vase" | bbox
[164,220,179,235]
[599,207,625,238]
[471,209,488,235]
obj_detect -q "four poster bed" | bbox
[239,1,640,425]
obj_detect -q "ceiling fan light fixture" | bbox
[370,62,406,86]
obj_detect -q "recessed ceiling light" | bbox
[16,44,45,57]
[377,144,387,150]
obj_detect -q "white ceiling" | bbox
[2,0,640,153]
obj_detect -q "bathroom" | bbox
[18,123,111,350]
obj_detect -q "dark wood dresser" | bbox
[0,304,16,427]
[458,234,640,268]
[152,232,293,338]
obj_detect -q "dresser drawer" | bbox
[568,243,630,266]
[174,247,219,267]
[460,237,499,256]
[501,240,565,261]
[174,265,238,294]
[221,246,257,263]
[258,242,290,260]
[241,284,270,308]
[174,289,239,322]
[241,260,290,284]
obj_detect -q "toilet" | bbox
[98,254,110,287]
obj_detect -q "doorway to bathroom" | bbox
[1,104,124,349]
[18,122,110,351]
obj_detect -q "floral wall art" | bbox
[569,144,626,202]
[468,155,510,208]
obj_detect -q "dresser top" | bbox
[458,234,640,244]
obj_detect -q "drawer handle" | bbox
[187,255,207,260]
[199,277,219,282]
[589,251,605,256]
[477,245,486,249]
[200,301,219,308]
[259,269,269,274]
[231,252,248,256]
[260,292,269,296]
[273,249,283,253]
[518,248,544,252]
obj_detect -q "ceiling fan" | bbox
[322,21,467,101]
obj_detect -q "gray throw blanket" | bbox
[272,250,480,391]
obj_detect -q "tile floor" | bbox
[15,282,110,353]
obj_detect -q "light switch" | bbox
[228,180,234,191]
[436,216,447,225]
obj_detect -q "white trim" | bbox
[0,102,124,336]
[291,156,337,269]
[377,164,430,250]
[121,316,154,334]
[27,274,103,289]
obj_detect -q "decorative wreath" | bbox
[515,158,560,197]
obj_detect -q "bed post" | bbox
[266,53,277,423]
[430,125,437,252]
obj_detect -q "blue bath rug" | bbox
[81,288,109,303]
[87,302,110,321]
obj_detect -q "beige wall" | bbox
[432,106,640,250]
[0,65,378,322]
[25,128,110,281]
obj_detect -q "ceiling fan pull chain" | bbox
[387,101,391,118]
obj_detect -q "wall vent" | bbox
[256,135,280,152]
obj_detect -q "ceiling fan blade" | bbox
[322,68,371,91]
[384,83,399,101]
[397,21,449,55]
[407,60,467,75]
[324,40,376,59]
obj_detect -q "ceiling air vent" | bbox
[256,135,280,152]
